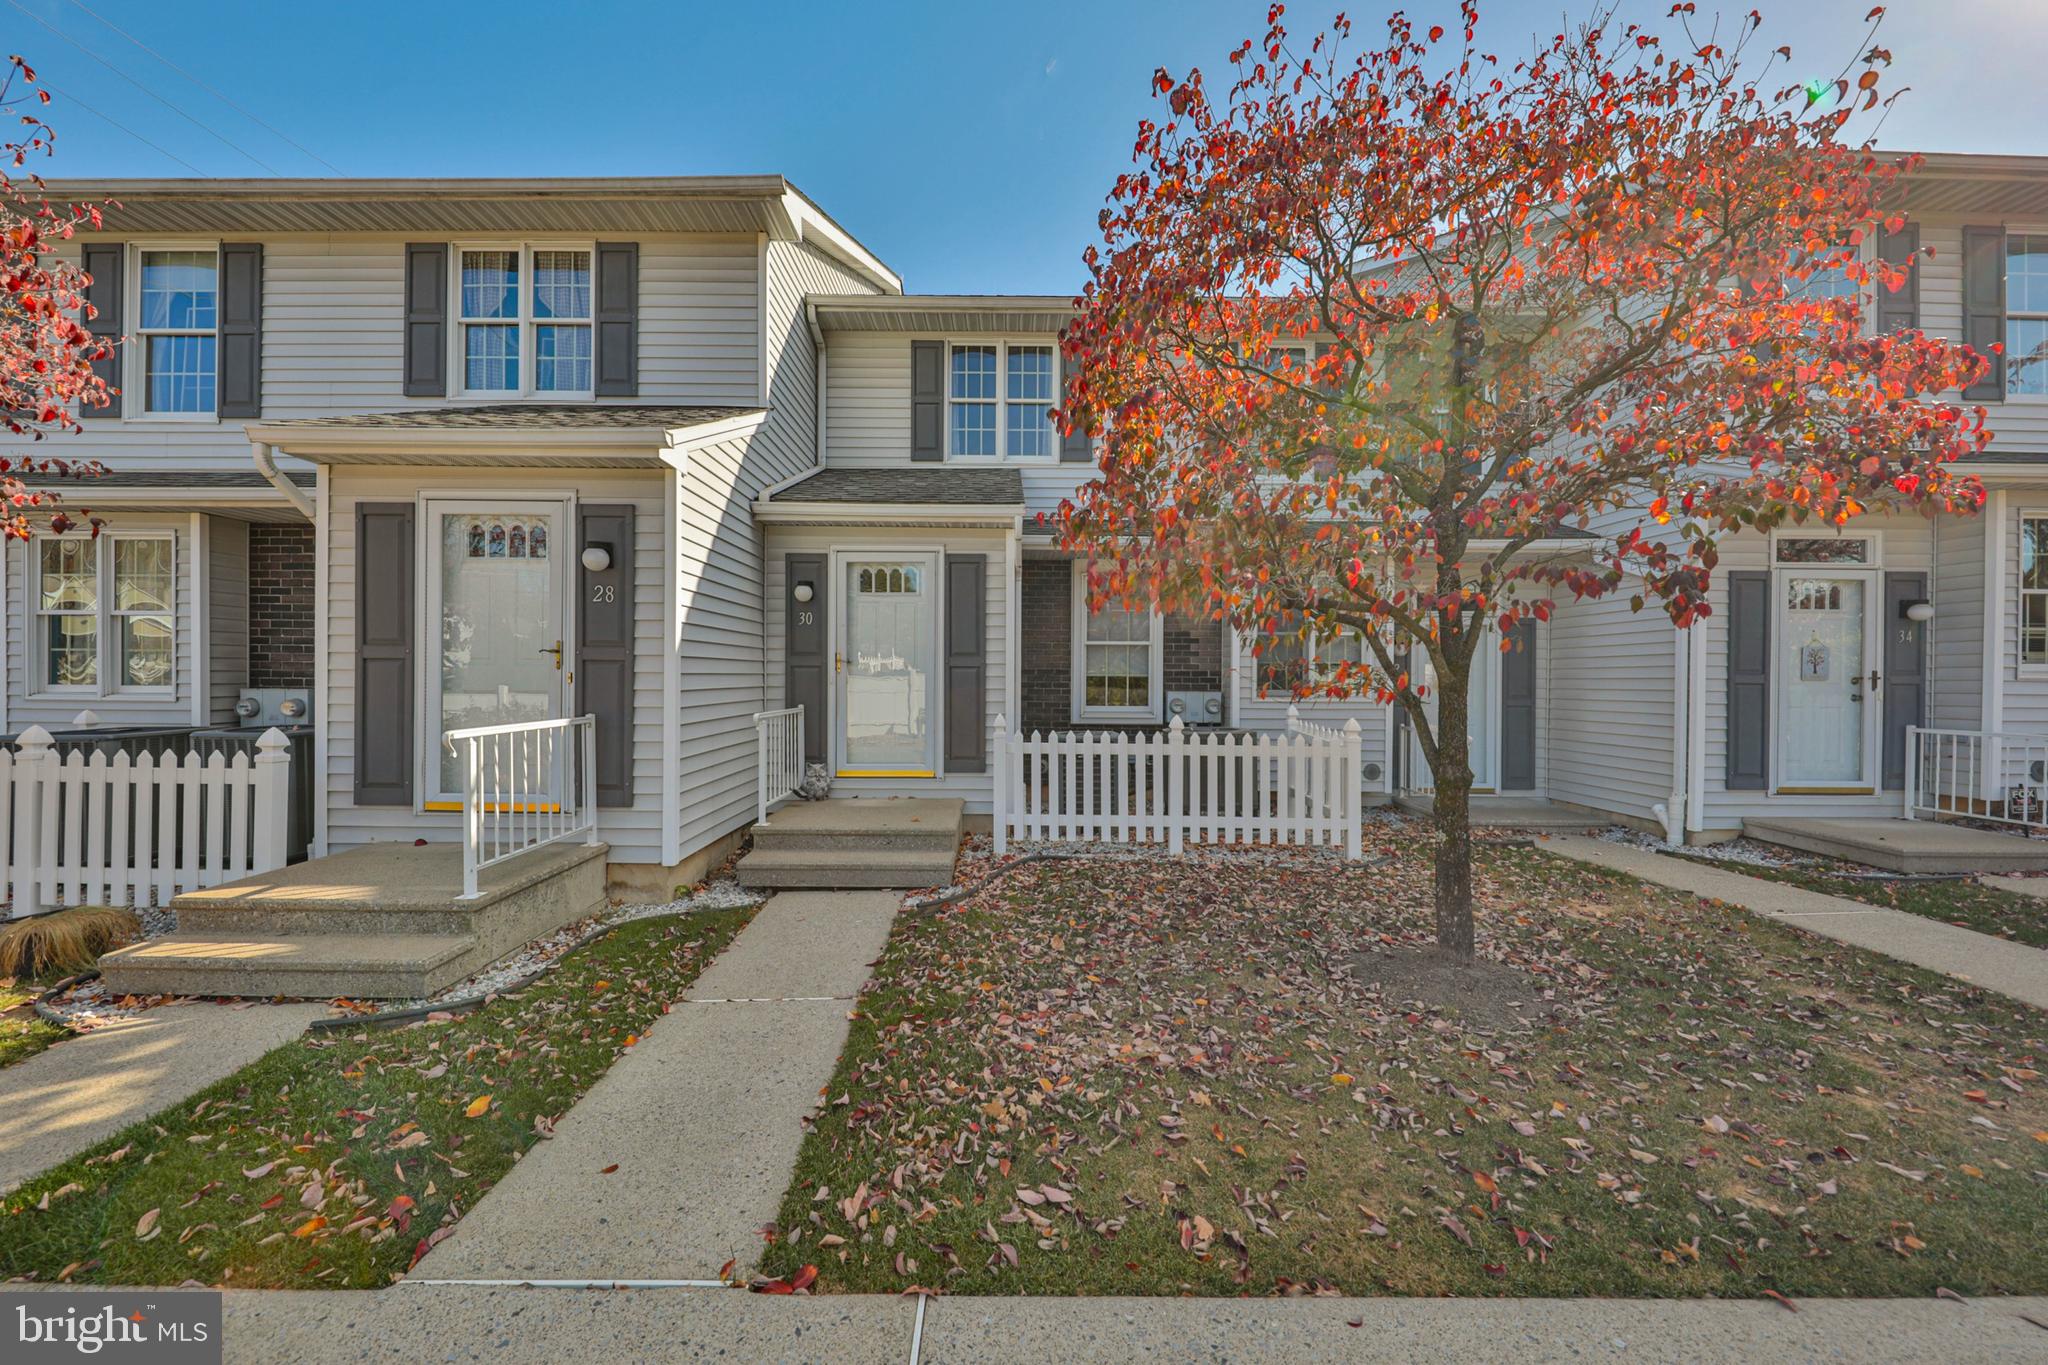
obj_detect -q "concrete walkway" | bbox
[83,1283,2040,1363]
[0,999,327,1194]
[1544,834,2048,1011]
[417,889,900,1283]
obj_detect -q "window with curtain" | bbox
[138,249,218,414]
[459,246,593,395]
[33,535,175,692]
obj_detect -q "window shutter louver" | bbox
[1725,570,1770,791]
[594,242,639,397]
[945,555,988,772]
[80,242,123,418]
[1874,223,1920,335]
[1962,226,2006,402]
[403,243,448,398]
[910,340,944,461]
[577,505,635,805]
[1059,347,1091,463]
[785,554,827,766]
[218,242,262,418]
[1882,571,1927,789]
[1500,619,1537,791]
[354,503,415,806]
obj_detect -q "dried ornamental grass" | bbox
[0,906,139,979]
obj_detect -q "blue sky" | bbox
[8,0,2043,292]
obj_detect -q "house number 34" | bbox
[590,583,616,604]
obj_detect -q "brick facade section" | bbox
[248,524,314,688]
[1020,556,1223,732]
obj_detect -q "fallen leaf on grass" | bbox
[135,1208,161,1241]
[464,1095,493,1118]
[292,1216,326,1238]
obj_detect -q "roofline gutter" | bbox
[753,500,1027,525]
[251,441,316,520]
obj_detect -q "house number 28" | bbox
[590,583,616,604]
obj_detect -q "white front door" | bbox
[1408,634,1502,792]
[835,552,939,777]
[424,499,571,804]
[1775,571,1877,791]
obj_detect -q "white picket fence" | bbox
[1905,725,2048,828]
[754,705,805,822]
[992,713,1364,859]
[2,725,292,918]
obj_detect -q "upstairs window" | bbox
[458,245,593,397]
[33,534,175,694]
[138,249,217,414]
[2022,514,2048,665]
[948,341,1056,458]
[2007,235,2048,397]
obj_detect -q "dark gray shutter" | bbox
[1875,223,1920,334]
[1058,346,1091,463]
[403,243,448,398]
[594,241,639,397]
[785,554,827,766]
[217,242,262,418]
[354,503,415,806]
[1962,226,2005,402]
[578,504,635,806]
[910,340,944,461]
[1500,620,1537,790]
[944,555,987,773]
[1725,570,1771,791]
[1882,571,1928,790]
[80,242,123,418]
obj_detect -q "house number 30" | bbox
[590,583,616,604]
[796,610,815,627]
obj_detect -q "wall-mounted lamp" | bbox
[1902,599,1934,623]
[580,545,612,573]
[793,582,815,604]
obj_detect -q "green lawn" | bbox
[0,982,69,1070]
[0,906,753,1288]
[761,844,2048,1299]
[1689,857,2048,950]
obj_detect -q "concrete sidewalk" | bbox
[417,889,900,1283]
[1543,834,2048,1010]
[0,999,327,1194]
[176,1284,2048,1362]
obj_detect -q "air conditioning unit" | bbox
[1166,690,1224,725]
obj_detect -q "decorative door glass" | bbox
[842,560,934,773]
[437,508,562,796]
[1781,576,1867,786]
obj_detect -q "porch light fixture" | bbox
[1902,599,1934,623]
[580,545,612,573]
[793,582,815,604]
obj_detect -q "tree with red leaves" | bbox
[2,54,110,540]
[1057,4,1990,959]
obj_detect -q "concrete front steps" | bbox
[737,797,963,890]
[1743,816,2048,875]
[99,840,609,1000]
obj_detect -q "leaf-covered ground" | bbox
[0,906,752,1288]
[761,843,2048,1298]
[1694,859,2048,950]
[0,981,68,1070]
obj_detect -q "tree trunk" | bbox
[1428,658,1477,960]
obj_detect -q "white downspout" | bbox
[251,442,315,520]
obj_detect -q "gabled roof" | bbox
[41,175,902,293]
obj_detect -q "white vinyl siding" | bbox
[206,516,250,725]
[1228,628,1393,793]
[1542,591,1674,824]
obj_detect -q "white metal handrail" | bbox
[754,705,805,823]
[1904,725,2048,829]
[445,715,598,900]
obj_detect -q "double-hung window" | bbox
[948,341,1056,458]
[1255,628,1366,693]
[137,248,218,415]
[1072,566,1162,722]
[2022,514,2048,666]
[457,245,593,397]
[2007,236,2048,397]
[32,534,175,694]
